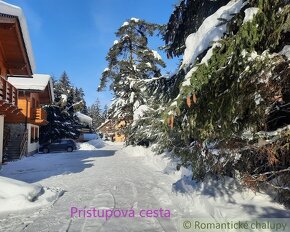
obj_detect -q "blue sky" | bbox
[5,0,180,109]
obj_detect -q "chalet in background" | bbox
[0,1,53,163]
[97,119,126,142]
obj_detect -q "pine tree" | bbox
[58,71,72,94]
[54,71,73,106]
[98,18,166,124]
[39,106,80,144]
[102,105,109,119]
[40,71,88,143]
[88,99,105,129]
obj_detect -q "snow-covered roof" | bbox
[7,74,54,101]
[97,119,111,130]
[0,1,36,72]
[75,112,92,127]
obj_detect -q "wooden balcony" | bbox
[0,75,19,115]
[31,107,48,125]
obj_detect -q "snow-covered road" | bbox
[1,141,289,232]
[0,142,184,231]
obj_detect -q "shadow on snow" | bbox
[0,149,117,183]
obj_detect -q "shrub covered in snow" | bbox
[159,0,290,207]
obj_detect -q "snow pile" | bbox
[79,133,99,142]
[0,176,60,213]
[243,7,259,24]
[78,139,105,150]
[75,111,92,127]
[181,0,245,69]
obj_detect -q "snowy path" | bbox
[0,142,184,231]
[1,141,290,232]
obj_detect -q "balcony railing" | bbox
[31,107,47,121]
[0,75,18,106]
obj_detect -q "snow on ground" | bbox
[0,142,289,231]
[78,139,105,150]
[0,176,61,214]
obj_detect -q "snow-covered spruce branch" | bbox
[242,169,290,191]
[66,100,83,110]
[252,167,290,178]
[126,75,168,83]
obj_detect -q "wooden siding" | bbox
[5,92,48,125]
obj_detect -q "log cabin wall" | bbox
[17,92,40,120]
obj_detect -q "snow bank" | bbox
[181,0,245,70]
[78,139,105,150]
[120,145,289,218]
[0,176,60,214]
[79,133,99,142]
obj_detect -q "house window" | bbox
[30,126,39,143]
[35,127,39,141]
[31,126,35,143]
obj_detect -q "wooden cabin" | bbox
[6,74,54,156]
[97,119,127,142]
[0,1,36,163]
[0,2,54,162]
[114,120,126,142]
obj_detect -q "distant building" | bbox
[97,119,127,142]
